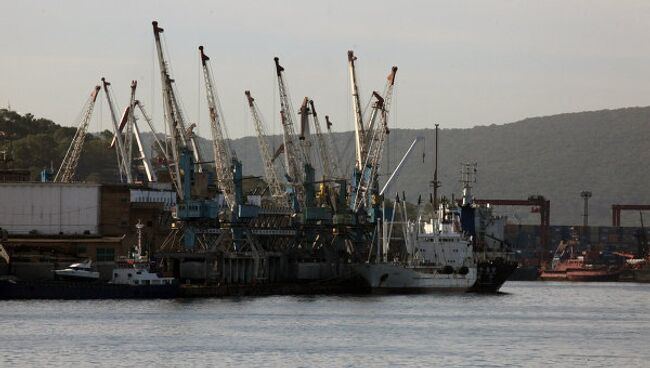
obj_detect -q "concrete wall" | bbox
[0,183,100,235]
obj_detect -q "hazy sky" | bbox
[2,1,650,139]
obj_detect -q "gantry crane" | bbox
[245,90,288,206]
[54,85,101,183]
[274,57,307,209]
[199,45,238,209]
[152,21,204,200]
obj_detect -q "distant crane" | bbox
[199,45,237,209]
[54,85,101,183]
[245,90,288,206]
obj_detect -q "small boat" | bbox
[53,260,100,282]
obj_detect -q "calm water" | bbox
[1,282,649,367]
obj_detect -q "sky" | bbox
[2,1,650,139]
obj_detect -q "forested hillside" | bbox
[2,106,649,226]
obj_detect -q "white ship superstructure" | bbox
[355,202,477,292]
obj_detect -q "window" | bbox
[96,248,115,262]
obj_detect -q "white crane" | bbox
[54,85,101,183]
[199,45,236,208]
[101,77,132,184]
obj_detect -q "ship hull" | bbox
[0,280,179,300]
[508,265,540,281]
[470,259,518,292]
[540,269,620,282]
[353,263,477,293]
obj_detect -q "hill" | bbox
[224,107,650,226]
[2,106,649,226]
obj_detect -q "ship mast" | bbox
[431,124,440,215]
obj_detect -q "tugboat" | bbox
[540,232,620,282]
[53,259,100,282]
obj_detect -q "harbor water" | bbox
[1,282,649,367]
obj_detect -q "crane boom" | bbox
[348,50,365,170]
[308,100,333,179]
[274,57,305,207]
[245,90,287,205]
[199,45,236,208]
[54,85,101,183]
[101,77,132,184]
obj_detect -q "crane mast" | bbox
[274,57,306,207]
[298,97,312,165]
[199,46,237,208]
[101,77,132,184]
[245,90,288,205]
[54,85,101,183]
[152,20,204,200]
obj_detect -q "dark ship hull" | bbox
[508,265,541,281]
[0,280,179,300]
[469,259,518,293]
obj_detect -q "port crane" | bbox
[54,85,101,183]
[245,90,288,206]
[152,21,204,200]
[274,57,308,210]
[347,50,398,215]
[199,45,238,209]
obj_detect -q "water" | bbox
[1,282,649,367]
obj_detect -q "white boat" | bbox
[53,260,100,282]
[110,220,175,287]
[110,260,175,286]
